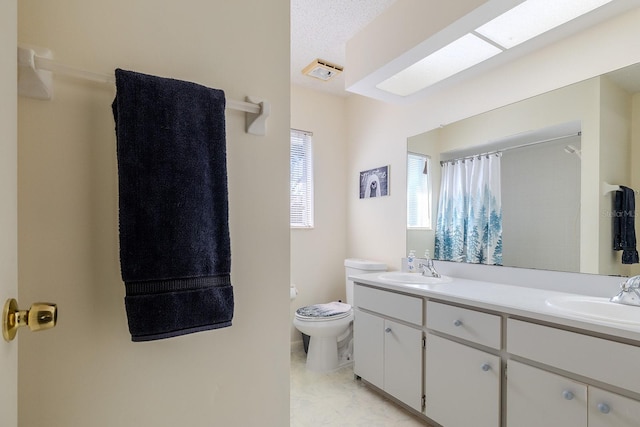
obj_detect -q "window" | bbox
[290,129,314,228]
[407,152,432,229]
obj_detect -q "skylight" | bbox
[376,0,613,97]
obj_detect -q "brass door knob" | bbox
[2,298,57,342]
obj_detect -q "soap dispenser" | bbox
[407,250,416,272]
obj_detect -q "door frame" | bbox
[0,1,19,426]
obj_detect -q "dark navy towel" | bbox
[112,69,234,341]
[613,186,639,264]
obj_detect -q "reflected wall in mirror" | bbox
[500,132,581,272]
[407,63,640,277]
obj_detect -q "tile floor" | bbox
[290,344,433,426]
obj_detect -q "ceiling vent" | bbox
[302,59,343,81]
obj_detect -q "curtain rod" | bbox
[18,46,270,135]
[440,132,581,166]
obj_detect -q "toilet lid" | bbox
[295,302,352,321]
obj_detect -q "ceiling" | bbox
[290,0,397,97]
[291,1,640,99]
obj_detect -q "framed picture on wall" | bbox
[359,165,389,199]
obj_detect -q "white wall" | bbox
[17,1,290,426]
[346,8,640,273]
[290,85,348,343]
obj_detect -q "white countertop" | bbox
[350,272,640,343]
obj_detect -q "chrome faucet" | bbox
[419,255,441,278]
[610,275,640,307]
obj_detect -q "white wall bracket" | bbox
[17,45,53,100]
[244,96,270,136]
[602,181,621,196]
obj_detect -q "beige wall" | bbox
[17,1,290,426]
[290,85,348,343]
[629,93,640,277]
[1,1,18,425]
[598,76,633,276]
[406,130,440,258]
[346,8,640,272]
[346,95,406,268]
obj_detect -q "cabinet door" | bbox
[506,360,586,427]
[425,333,500,427]
[589,387,640,427]
[353,309,384,389]
[384,319,423,412]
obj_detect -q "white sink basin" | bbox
[377,272,453,285]
[545,295,640,326]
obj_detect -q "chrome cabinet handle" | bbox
[562,390,574,400]
[597,403,611,414]
[481,363,491,372]
[453,319,463,327]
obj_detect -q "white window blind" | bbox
[290,129,314,228]
[407,152,432,229]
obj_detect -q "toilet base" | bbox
[293,309,354,373]
[304,332,353,373]
[306,335,338,372]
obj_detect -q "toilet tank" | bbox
[344,258,387,305]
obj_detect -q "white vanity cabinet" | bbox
[507,318,640,427]
[351,276,640,427]
[506,360,587,427]
[353,284,424,412]
[589,387,640,427]
[424,301,502,427]
[507,360,640,427]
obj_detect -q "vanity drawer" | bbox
[354,284,422,326]
[507,318,640,394]
[427,301,501,349]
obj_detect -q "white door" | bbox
[589,387,640,427]
[353,309,384,389]
[425,333,501,427]
[0,1,18,426]
[506,360,587,427]
[383,319,422,412]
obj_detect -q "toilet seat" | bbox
[295,302,352,322]
[295,310,352,322]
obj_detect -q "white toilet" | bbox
[293,258,387,372]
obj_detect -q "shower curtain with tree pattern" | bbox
[434,154,503,265]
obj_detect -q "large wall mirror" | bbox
[407,62,640,277]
